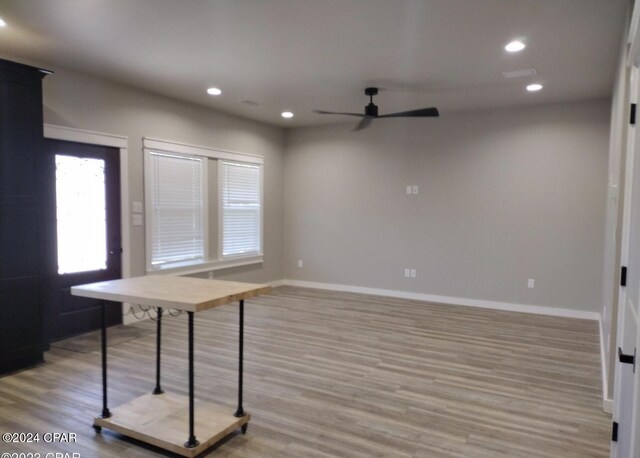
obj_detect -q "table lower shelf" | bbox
[94,391,250,457]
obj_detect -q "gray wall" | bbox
[2,53,612,316]
[284,99,610,312]
[33,63,286,284]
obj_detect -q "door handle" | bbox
[618,347,636,373]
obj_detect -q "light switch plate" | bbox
[412,185,419,194]
[132,201,143,213]
[410,269,416,278]
[132,214,143,226]
[406,186,412,195]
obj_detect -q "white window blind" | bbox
[220,161,262,257]
[148,152,205,267]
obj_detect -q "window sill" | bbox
[146,255,263,276]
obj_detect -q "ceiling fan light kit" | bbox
[314,87,439,131]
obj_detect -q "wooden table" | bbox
[71,275,271,457]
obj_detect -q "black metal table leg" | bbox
[234,300,246,418]
[153,307,164,395]
[100,300,111,419]
[184,311,199,449]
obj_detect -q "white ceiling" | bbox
[0,0,629,127]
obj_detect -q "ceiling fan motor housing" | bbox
[365,102,378,116]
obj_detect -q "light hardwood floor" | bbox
[0,286,610,457]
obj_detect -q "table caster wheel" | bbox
[241,423,248,434]
[92,424,102,433]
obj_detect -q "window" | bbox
[146,152,207,269]
[143,138,263,274]
[220,161,262,257]
[55,155,107,274]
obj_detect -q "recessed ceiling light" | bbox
[505,40,526,52]
[281,111,294,118]
[0,18,7,27]
[526,83,543,92]
[206,87,222,96]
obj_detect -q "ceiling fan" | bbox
[314,87,439,131]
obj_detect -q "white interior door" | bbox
[612,65,640,458]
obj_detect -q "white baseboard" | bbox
[279,279,601,321]
[268,279,287,287]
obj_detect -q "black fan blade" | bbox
[378,107,439,118]
[352,117,374,131]
[314,110,366,117]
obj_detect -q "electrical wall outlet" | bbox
[412,185,419,194]
[298,259,303,268]
[528,278,535,288]
[405,268,417,278]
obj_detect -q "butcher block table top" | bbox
[71,275,272,312]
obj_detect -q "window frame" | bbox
[143,137,263,275]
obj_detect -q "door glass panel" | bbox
[55,155,107,274]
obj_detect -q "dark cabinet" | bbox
[0,58,49,374]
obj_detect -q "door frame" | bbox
[611,65,639,458]
[611,6,640,455]
[43,124,132,320]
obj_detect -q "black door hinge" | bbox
[612,421,618,442]
[621,266,627,287]
[618,347,637,373]
[631,103,637,125]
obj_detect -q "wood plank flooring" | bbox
[0,286,610,457]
